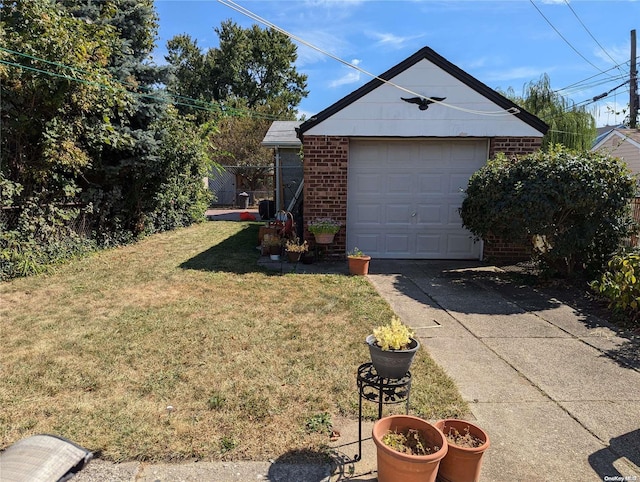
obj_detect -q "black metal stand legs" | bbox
[352,363,412,463]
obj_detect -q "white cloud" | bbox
[329,60,362,88]
[593,44,629,67]
[368,31,425,50]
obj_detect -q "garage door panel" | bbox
[355,204,382,223]
[447,204,464,224]
[353,173,384,193]
[416,235,442,256]
[388,174,413,193]
[350,234,380,254]
[386,204,412,224]
[348,139,485,259]
[447,234,478,256]
[416,204,445,224]
[385,235,411,255]
[418,174,445,194]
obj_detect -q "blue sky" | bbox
[153,0,639,127]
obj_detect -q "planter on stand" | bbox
[434,419,490,482]
[373,415,448,482]
[366,334,419,379]
[313,233,335,244]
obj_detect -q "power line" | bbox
[529,0,615,78]
[0,48,288,122]
[562,0,625,76]
[218,0,521,117]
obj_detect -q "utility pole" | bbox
[631,29,637,128]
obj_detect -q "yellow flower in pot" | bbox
[366,316,419,379]
[285,236,308,262]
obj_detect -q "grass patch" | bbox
[0,221,467,462]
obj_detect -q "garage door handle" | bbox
[411,212,417,217]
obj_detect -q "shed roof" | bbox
[299,46,548,136]
[261,121,302,148]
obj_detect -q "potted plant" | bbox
[372,415,447,482]
[366,316,419,379]
[263,234,282,260]
[434,419,490,482]
[308,217,340,244]
[285,236,308,263]
[347,247,371,275]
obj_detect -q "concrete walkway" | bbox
[74,259,640,481]
[366,260,640,481]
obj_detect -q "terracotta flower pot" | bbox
[348,256,371,275]
[366,334,419,379]
[434,419,490,482]
[287,251,302,263]
[373,415,448,482]
[313,233,335,244]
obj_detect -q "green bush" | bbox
[460,145,638,276]
[591,251,640,324]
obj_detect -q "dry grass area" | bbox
[0,222,467,462]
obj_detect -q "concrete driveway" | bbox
[367,260,640,481]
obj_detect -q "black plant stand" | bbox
[351,362,412,463]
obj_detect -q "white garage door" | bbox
[347,139,487,259]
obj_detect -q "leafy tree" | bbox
[165,34,219,120]
[165,22,308,118]
[61,0,170,236]
[209,103,274,192]
[1,0,214,278]
[0,0,129,202]
[501,74,596,151]
[460,146,637,276]
[214,20,308,115]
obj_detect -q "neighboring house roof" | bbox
[261,121,302,148]
[592,128,640,151]
[298,46,548,137]
[594,124,625,146]
[592,128,640,175]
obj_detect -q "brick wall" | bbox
[482,234,533,264]
[302,136,349,253]
[489,137,542,158]
[486,137,543,262]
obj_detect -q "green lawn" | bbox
[0,221,467,462]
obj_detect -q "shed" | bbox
[297,45,548,260]
[261,121,303,212]
[592,128,640,175]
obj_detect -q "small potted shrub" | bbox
[263,235,282,260]
[372,415,447,482]
[308,217,340,244]
[434,419,490,482]
[366,316,419,379]
[285,236,308,263]
[347,247,371,275]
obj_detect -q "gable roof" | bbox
[298,46,548,136]
[261,121,302,148]
[592,128,640,151]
